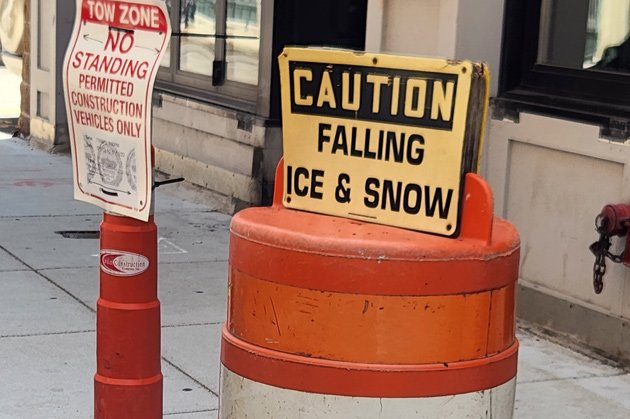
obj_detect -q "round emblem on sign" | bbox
[97,141,123,187]
[126,148,137,191]
[83,135,97,182]
[100,249,150,276]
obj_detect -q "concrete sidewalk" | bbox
[0,132,229,417]
[1,66,630,417]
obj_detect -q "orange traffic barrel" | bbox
[219,166,519,417]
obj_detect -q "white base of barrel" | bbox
[218,366,516,419]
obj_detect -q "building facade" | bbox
[22,0,630,362]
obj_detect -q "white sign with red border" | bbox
[63,0,171,221]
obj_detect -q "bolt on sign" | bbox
[63,0,171,221]
[278,48,489,236]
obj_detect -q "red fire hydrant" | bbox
[590,203,630,293]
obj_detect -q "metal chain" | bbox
[590,213,629,294]
[593,248,606,294]
[590,215,611,294]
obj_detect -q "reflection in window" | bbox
[589,0,630,72]
[179,0,215,76]
[167,0,260,83]
[538,0,630,73]
[161,1,173,68]
[226,0,261,85]
[161,42,171,68]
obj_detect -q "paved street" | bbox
[1,64,630,418]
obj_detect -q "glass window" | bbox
[226,0,261,84]
[537,0,630,72]
[179,0,216,76]
[158,0,261,105]
[157,0,367,119]
[498,0,630,136]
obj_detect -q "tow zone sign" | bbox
[63,0,171,221]
[279,48,488,236]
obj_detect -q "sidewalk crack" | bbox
[162,356,219,398]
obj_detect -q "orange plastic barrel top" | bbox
[222,162,520,397]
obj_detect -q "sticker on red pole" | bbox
[100,249,150,276]
[63,0,171,221]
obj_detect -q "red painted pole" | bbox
[95,212,162,418]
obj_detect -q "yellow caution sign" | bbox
[279,48,488,236]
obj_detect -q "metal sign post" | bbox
[63,1,171,417]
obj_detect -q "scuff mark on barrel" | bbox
[269,297,281,336]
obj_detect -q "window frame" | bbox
[497,0,630,138]
[156,0,267,115]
